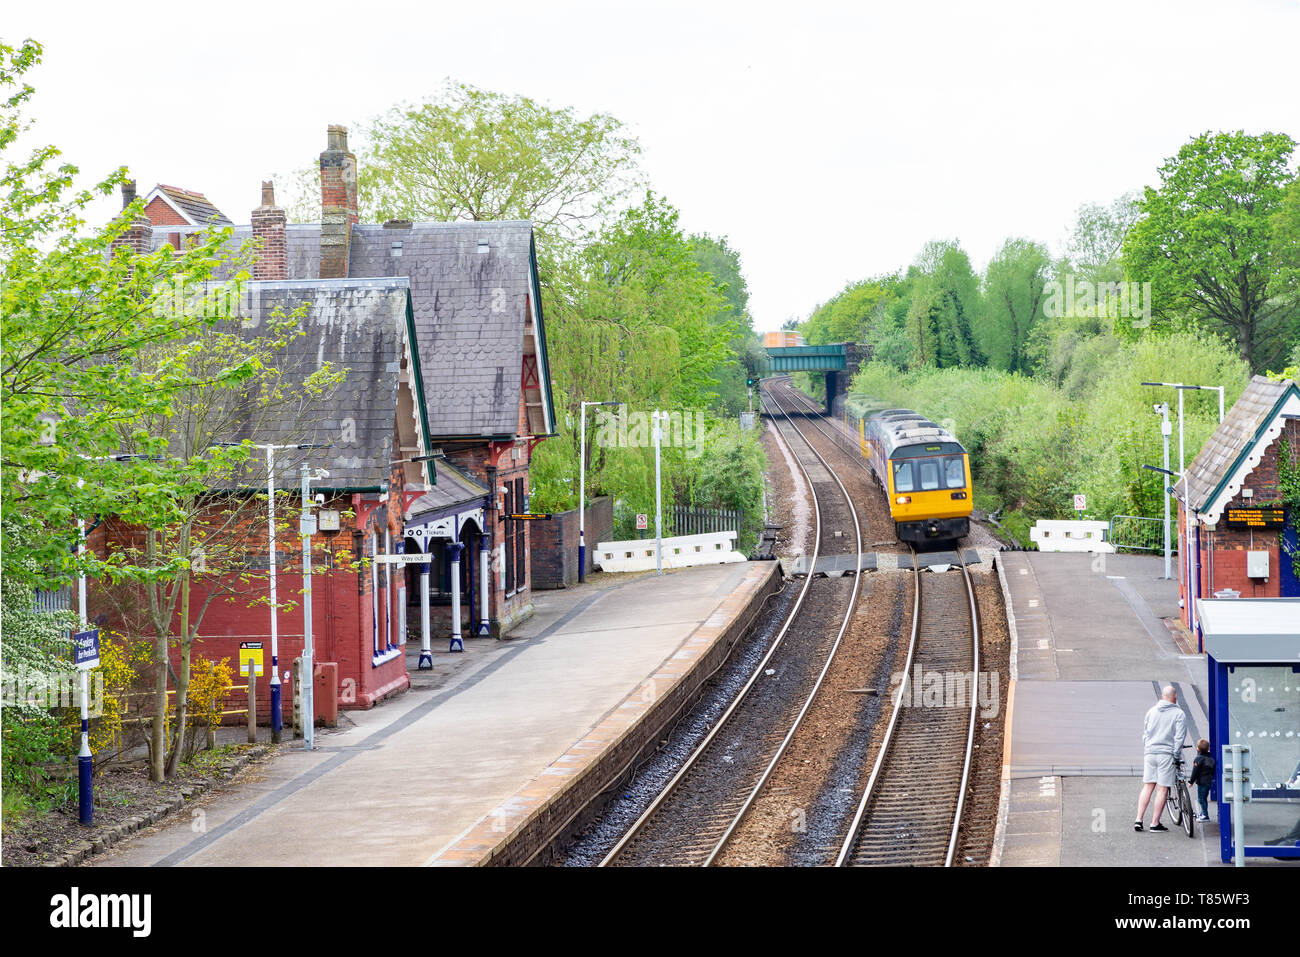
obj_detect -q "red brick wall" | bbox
[88,487,410,721]
[251,205,287,281]
[1183,418,1299,618]
[145,196,188,227]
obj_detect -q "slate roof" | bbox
[406,457,489,520]
[346,221,549,438]
[148,219,555,442]
[149,185,233,226]
[210,278,413,491]
[1176,375,1299,515]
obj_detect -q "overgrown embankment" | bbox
[848,333,1250,543]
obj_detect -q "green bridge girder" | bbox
[757,343,848,374]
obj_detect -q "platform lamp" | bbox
[578,400,619,583]
[211,441,332,745]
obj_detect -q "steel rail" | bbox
[698,384,866,865]
[597,380,838,866]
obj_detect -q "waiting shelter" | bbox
[1196,597,1300,862]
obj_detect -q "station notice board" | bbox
[1223,506,1287,528]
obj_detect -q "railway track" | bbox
[773,375,982,867]
[599,384,865,866]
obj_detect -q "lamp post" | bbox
[214,441,332,744]
[299,459,330,751]
[578,400,618,584]
[1142,400,1174,580]
[653,410,664,576]
[1141,382,1227,474]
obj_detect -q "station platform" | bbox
[993,551,1230,867]
[90,561,779,868]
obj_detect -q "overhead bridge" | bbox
[758,343,860,415]
[757,343,848,374]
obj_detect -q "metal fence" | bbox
[1109,515,1178,554]
[671,506,742,536]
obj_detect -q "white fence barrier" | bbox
[1028,519,1115,553]
[595,530,746,573]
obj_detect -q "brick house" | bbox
[99,125,557,715]
[1174,375,1300,642]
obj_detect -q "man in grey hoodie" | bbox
[1135,685,1188,832]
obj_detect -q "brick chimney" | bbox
[251,180,287,281]
[110,179,152,257]
[319,125,358,279]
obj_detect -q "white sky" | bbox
[12,0,1300,330]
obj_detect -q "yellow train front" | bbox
[857,408,972,543]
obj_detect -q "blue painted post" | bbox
[447,542,464,652]
[418,545,433,670]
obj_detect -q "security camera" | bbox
[314,493,325,505]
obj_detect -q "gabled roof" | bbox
[1176,375,1300,523]
[406,457,489,521]
[212,277,416,491]
[346,221,556,439]
[145,184,233,227]
[148,219,558,444]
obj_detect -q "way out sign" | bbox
[1073,494,1087,512]
[636,513,649,530]
[74,630,100,670]
[239,641,264,677]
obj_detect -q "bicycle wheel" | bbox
[1165,784,1183,827]
[1178,783,1195,837]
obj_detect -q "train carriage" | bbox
[857,408,972,542]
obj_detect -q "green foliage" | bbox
[980,238,1052,373]
[284,80,642,255]
[1065,191,1141,284]
[1121,130,1300,370]
[905,241,983,368]
[849,331,1250,524]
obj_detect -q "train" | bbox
[856,408,972,543]
[762,331,805,348]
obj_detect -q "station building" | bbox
[1174,374,1300,640]
[97,126,556,717]
[1174,375,1299,862]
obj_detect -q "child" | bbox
[1188,738,1215,822]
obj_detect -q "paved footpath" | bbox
[995,551,1233,867]
[93,563,770,867]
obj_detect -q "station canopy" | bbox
[1195,598,1300,662]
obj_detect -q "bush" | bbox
[847,329,1251,524]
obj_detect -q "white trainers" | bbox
[1196,814,1209,822]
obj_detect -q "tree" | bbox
[1066,191,1141,284]
[285,82,642,251]
[1122,130,1300,370]
[981,237,1052,373]
[906,241,984,368]
[690,233,758,415]
[1,39,255,593]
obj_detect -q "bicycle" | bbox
[1163,744,1196,838]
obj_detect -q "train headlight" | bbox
[896,495,911,505]
[950,491,967,500]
